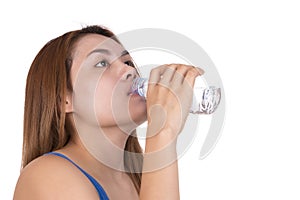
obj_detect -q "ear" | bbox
[65,91,73,113]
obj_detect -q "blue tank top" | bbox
[45,152,109,200]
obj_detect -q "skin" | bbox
[13,34,204,200]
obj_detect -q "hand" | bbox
[140,64,204,198]
[146,64,204,140]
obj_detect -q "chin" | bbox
[130,107,147,125]
[129,96,147,122]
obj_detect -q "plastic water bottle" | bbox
[131,77,221,114]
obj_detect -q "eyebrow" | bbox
[121,50,129,56]
[87,48,110,57]
[87,48,129,57]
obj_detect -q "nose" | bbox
[112,58,139,81]
[121,67,138,81]
[121,61,138,81]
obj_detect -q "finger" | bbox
[184,67,204,88]
[193,67,205,76]
[171,65,204,88]
[159,65,177,87]
[148,64,168,94]
[148,64,168,84]
[170,64,191,88]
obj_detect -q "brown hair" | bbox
[22,25,143,192]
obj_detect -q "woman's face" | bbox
[69,34,147,134]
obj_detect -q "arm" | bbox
[140,128,180,200]
[139,64,203,200]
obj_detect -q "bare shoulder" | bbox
[13,154,99,200]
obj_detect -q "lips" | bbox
[127,78,137,96]
[127,85,133,95]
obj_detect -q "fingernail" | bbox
[196,67,205,74]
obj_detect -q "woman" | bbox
[13,25,203,199]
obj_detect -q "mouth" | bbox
[127,86,134,96]
[127,78,137,96]
[128,91,140,97]
[127,87,143,98]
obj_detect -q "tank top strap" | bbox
[45,152,109,200]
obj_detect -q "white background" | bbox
[1,0,300,199]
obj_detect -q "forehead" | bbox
[70,34,126,82]
[73,34,124,57]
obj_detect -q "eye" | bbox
[124,60,135,67]
[96,60,110,67]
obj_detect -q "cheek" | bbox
[94,78,116,125]
[94,75,134,127]
[72,65,105,127]
[94,81,147,127]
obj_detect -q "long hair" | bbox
[22,25,143,193]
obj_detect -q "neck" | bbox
[63,124,135,177]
